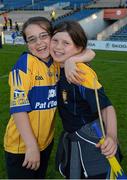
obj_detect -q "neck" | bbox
[40,57,50,63]
[60,62,64,68]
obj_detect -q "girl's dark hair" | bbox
[53,20,87,50]
[22,16,52,42]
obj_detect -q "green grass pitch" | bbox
[0,45,127,178]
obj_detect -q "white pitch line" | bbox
[0,50,23,54]
[0,74,8,79]
[0,59,126,80]
[97,59,127,64]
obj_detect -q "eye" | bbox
[52,38,58,43]
[27,37,36,43]
[63,41,70,46]
[40,33,49,39]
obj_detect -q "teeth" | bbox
[37,47,46,51]
[55,51,63,55]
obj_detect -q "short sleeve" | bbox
[85,87,112,113]
[77,63,112,113]
[9,53,32,114]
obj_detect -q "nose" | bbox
[55,42,63,49]
[36,37,42,44]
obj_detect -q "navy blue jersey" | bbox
[57,63,112,133]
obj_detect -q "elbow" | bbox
[91,49,96,59]
[86,49,96,61]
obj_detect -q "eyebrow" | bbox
[27,35,35,39]
[27,32,49,39]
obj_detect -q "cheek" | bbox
[28,45,35,53]
[50,44,54,54]
[50,41,54,49]
[66,47,80,57]
[46,38,51,47]
[65,48,74,57]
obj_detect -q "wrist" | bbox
[66,57,75,63]
[106,133,117,142]
[26,139,38,148]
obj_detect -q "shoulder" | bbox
[77,63,96,74]
[12,52,36,73]
[77,63,102,89]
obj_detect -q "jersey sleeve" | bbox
[77,63,112,113]
[9,53,32,114]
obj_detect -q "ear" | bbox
[77,47,83,54]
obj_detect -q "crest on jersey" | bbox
[47,70,53,77]
[62,90,68,104]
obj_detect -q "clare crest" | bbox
[62,90,68,104]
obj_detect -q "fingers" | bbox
[66,69,85,85]
[102,143,117,158]
[96,142,101,148]
[76,68,85,75]
[99,137,117,158]
[68,74,82,85]
[34,162,40,171]
[22,159,28,167]
[106,147,117,158]
[22,145,40,171]
[30,161,40,171]
[22,159,40,171]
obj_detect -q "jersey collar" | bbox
[27,51,53,67]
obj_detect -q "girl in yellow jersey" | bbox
[4,16,95,179]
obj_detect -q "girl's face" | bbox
[25,24,51,61]
[50,32,82,64]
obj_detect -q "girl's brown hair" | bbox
[22,16,52,42]
[53,20,87,50]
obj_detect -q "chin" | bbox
[52,57,60,62]
[52,56,63,62]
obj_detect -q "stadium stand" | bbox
[1,0,94,11]
[1,0,42,10]
[87,0,127,8]
[0,0,127,46]
[108,24,127,41]
[54,9,100,23]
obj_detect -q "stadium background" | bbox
[0,0,127,178]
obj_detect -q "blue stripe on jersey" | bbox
[12,69,22,86]
[16,69,21,86]
[79,85,112,113]
[15,70,18,86]
[28,85,57,110]
[12,52,28,73]
[44,58,53,67]
[18,71,22,85]
[78,85,86,99]
[12,70,15,86]
[10,104,31,114]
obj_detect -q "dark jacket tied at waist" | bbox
[55,119,110,178]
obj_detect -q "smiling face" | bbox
[50,32,82,65]
[25,24,51,62]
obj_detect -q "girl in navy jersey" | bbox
[50,20,121,179]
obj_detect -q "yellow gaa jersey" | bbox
[4,52,59,153]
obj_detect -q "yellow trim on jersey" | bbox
[77,63,102,89]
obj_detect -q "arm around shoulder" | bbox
[64,49,95,84]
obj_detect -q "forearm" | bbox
[13,112,38,148]
[102,106,117,140]
[68,49,95,63]
[96,106,118,157]
[64,49,95,84]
